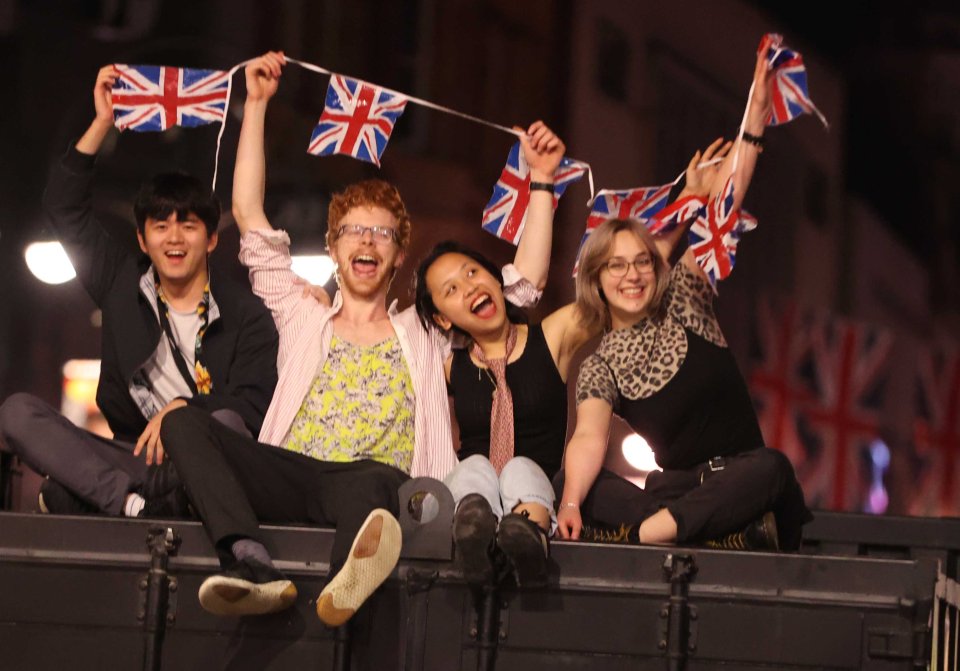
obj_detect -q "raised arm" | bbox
[42,65,130,303]
[556,398,613,540]
[511,120,565,290]
[76,65,118,156]
[706,49,773,210]
[232,51,285,236]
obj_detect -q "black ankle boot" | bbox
[496,512,549,588]
[453,494,498,584]
[705,511,780,551]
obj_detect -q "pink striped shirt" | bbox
[239,229,539,480]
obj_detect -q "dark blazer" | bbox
[42,146,279,443]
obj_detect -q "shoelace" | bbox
[580,523,637,544]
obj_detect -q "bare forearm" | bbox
[232,100,272,235]
[560,434,607,505]
[512,187,554,290]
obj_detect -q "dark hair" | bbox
[413,240,528,338]
[133,172,221,236]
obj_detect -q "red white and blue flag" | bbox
[803,319,892,510]
[481,142,587,245]
[688,176,757,287]
[910,345,960,516]
[758,33,828,127]
[112,65,230,132]
[571,184,674,275]
[647,194,706,236]
[308,75,408,167]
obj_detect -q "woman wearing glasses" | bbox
[556,50,810,551]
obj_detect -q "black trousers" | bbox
[160,406,409,569]
[553,447,811,550]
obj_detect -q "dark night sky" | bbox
[753,1,960,271]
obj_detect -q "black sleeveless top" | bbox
[449,323,568,477]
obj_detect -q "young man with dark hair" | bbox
[0,65,279,518]
[159,52,561,626]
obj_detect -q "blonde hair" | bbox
[326,179,412,250]
[575,218,671,330]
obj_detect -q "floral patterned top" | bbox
[284,335,415,472]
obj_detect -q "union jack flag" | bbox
[687,176,757,287]
[481,142,587,245]
[571,184,673,276]
[647,194,706,236]
[308,75,408,167]
[748,295,817,468]
[801,318,892,510]
[758,33,828,127]
[112,65,230,132]
[910,344,960,516]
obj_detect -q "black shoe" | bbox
[37,478,97,515]
[705,511,780,552]
[453,494,498,585]
[141,461,181,499]
[496,513,549,588]
[141,486,193,519]
[579,523,640,545]
[198,557,298,616]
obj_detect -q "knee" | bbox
[746,448,794,491]
[210,408,250,437]
[354,464,405,513]
[499,456,537,482]
[445,454,498,488]
[158,405,207,455]
[500,457,549,490]
[0,393,46,443]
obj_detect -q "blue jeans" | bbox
[444,454,557,535]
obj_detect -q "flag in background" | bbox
[308,75,408,166]
[112,65,230,132]
[481,142,587,245]
[911,345,960,516]
[802,318,893,510]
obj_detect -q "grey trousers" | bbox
[0,392,247,515]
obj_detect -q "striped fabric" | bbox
[238,229,540,481]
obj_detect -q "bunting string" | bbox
[110,34,827,287]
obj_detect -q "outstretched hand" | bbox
[245,51,286,103]
[684,137,732,199]
[518,120,566,183]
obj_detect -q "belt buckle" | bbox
[700,456,726,485]
[708,456,726,472]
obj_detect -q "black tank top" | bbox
[449,323,568,477]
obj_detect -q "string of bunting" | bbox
[107,33,825,285]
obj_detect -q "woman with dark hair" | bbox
[414,127,598,586]
[415,241,597,585]
[556,51,811,551]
